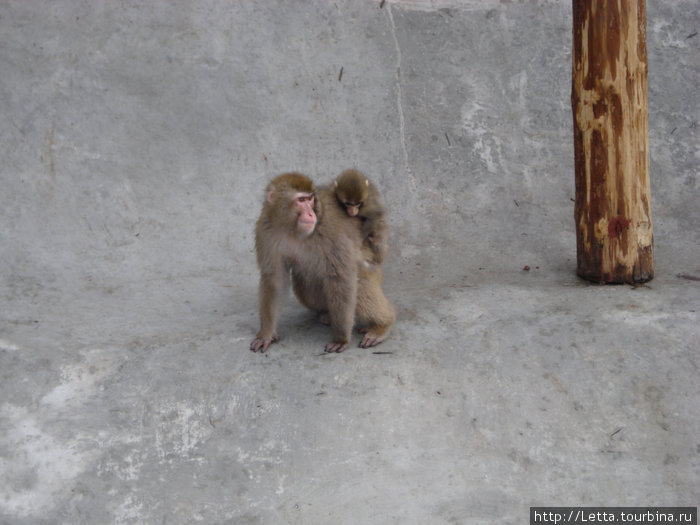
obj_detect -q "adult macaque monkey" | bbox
[250,172,395,353]
[334,169,388,265]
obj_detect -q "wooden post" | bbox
[572,0,653,283]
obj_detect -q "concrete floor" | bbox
[1,1,698,523]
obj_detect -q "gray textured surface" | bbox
[1,1,698,523]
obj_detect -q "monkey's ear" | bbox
[334,180,338,189]
[365,179,369,187]
[265,186,276,204]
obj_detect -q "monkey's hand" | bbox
[324,340,349,353]
[250,334,280,353]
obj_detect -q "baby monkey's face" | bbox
[334,169,370,217]
[342,201,363,217]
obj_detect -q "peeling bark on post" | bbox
[572,0,653,283]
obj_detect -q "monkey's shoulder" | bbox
[313,221,361,249]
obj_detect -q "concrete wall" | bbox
[2,1,697,297]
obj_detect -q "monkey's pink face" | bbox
[295,193,317,236]
[344,204,360,217]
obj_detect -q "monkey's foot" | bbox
[359,330,389,348]
[250,334,280,353]
[324,341,349,353]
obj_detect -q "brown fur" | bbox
[334,169,389,265]
[251,173,395,353]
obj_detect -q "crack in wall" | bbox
[385,4,417,193]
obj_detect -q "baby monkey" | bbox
[334,169,388,265]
